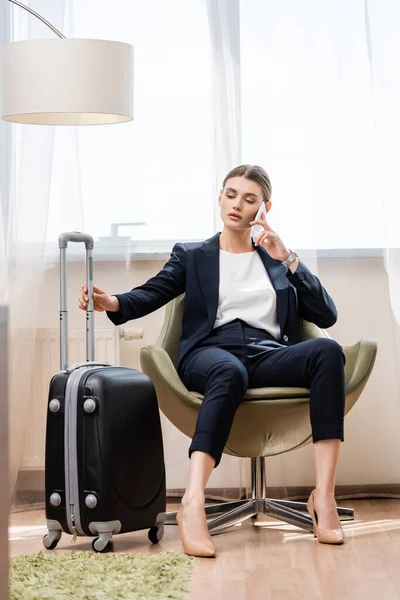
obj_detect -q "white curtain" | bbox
[208,0,400,496]
[236,0,400,261]
[0,0,11,298]
[3,0,243,504]
[3,0,70,501]
[55,0,215,254]
[364,0,400,324]
[364,1,400,494]
[206,0,241,231]
[4,0,400,504]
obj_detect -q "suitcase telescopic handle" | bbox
[59,232,94,249]
[58,232,95,371]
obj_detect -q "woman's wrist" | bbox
[288,258,299,274]
[109,295,120,312]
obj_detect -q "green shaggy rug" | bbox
[10,551,194,600]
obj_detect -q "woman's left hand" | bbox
[250,211,290,262]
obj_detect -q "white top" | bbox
[213,249,281,340]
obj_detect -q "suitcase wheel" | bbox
[43,533,61,550]
[91,537,114,553]
[148,522,164,544]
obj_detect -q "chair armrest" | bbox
[140,345,202,407]
[301,320,332,341]
[342,338,378,393]
[301,320,377,392]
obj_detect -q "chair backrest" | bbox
[157,293,329,367]
[156,294,185,366]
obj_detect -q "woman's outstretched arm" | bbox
[106,242,187,326]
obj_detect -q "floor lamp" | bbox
[2,0,134,125]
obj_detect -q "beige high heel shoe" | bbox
[177,506,216,558]
[307,489,345,545]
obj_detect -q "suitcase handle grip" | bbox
[58,232,95,370]
[59,232,94,250]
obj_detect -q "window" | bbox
[43,0,214,253]
[239,0,388,250]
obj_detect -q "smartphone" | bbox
[251,203,267,243]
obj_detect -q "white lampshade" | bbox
[1,38,133,125]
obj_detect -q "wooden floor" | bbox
[8,499,400,600]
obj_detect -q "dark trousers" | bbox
[178,319,346,467]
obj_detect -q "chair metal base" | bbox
[164,457,354,536]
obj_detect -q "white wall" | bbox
[36,255,400,489]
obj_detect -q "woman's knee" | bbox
[310,338,346,365]
[211,359,249,392]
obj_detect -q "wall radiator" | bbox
[20,327,139,470]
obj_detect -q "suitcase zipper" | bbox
[71,515,78,543]
[64,367,85,538]
[64,365,106,539]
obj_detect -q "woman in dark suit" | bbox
[79,165,346,557]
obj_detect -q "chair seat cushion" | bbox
[191,386,310,401]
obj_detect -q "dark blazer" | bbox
[107,232,338,370]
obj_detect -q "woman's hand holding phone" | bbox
[250,204,291,262]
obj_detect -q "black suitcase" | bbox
[43,232,166,553]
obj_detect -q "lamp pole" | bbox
[8,0,66,39]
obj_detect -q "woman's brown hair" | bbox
[222,165,272,203]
